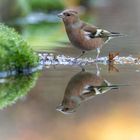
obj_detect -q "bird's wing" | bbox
[81,23,98,38]
[81,22,123,39]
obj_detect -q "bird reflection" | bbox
[57,68,123,114]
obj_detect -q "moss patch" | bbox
[0,72,39,109]
[0,23,39,71]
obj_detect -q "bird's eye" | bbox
[63,107,69,111]
[65,13,71,16]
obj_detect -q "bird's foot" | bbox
[72,57,78,64]
[75,51,85,60]
[95,57,99,63]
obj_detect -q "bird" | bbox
[58,9,125,60]
[56,69,119,114]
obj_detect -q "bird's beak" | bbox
[56,104,63,111]
[57,13,64,18]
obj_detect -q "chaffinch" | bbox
[58,9,124,59]
[56,69,118,114]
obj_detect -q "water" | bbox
[0,63,140,140]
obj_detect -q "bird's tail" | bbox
[105,84,128,89]
[110,32,126,37]
[92,84,129,89]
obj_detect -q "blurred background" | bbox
[0,0,140,140]
[0,0,140,55]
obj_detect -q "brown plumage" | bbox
[58,9,124,59]
[56,70,119,114]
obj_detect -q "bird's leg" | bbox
[75,51,85,59]
[80,66,85,72]
[96,63,100,76]
[72,51,85,65]
[96,48,100,60]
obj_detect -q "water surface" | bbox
[0,63,140,140]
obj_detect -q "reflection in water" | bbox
[0,72,39,109]
[108,62,119,72]
[57,68,123,114]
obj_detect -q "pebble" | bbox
[38,52,140,66]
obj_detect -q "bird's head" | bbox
[58,9,79,24]
[56,104,76,114]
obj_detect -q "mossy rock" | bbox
[0,23,39,71]
[0,72,39,109]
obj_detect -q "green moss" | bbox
[0,72,39,109]
[0,23,39,71]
